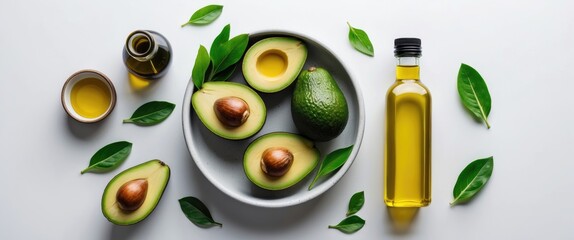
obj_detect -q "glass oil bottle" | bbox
[123,30,172,79]
[384,38,431,207]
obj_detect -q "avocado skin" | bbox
[291,67,349,141]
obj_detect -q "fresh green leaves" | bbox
[179,196,222,228]
[329,215,365,234]
[347,191,365,216]
[181,5,223,27]
[329,191,365,234]
[454,65,494,205]
[81,141,132,174]
[347,22,374,57]
[191,24,249,89]
[192,45,210,89]
[457,63,492,128]
[90,103,173,175]
[210,24,230,54]
[123,101,176,126]
[210,33,249,75]
[309,145,354,190]
[451,156,494,206]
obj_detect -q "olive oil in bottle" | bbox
[123,30,172,79]
[384,38,431,207]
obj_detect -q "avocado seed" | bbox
[116,179,148,211]
[214,96,250,127]
[260,147,294,177]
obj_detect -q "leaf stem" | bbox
[308,176,319,190]
[207,64,215,82]
[449,199,457,206]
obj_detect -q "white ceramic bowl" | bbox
[182,31,365,208]
[61,70,117,123]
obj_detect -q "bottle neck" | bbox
[395,57,420,80]
[126,30,159,62]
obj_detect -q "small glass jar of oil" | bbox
[61,70,117,123]
[123,30,172,80]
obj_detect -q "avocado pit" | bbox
[116,178,148,211]
[213,96,250,127]
[260,147,294,177]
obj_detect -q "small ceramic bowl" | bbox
[61,70,117,123]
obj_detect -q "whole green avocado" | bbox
[291,67,349,141]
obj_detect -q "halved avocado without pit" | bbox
[244,132,320,190]
[101,160,170,225]
[242,37,307,93]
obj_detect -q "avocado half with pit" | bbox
[242,37,307,93]
[192,82,266,140]
[244,132,320,190]
[101,159,170,225]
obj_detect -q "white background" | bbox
[1,0,573,239]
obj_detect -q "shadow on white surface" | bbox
[64,113,106,139]
[127,72,162,97]
[108,214,152,240]
[386,207,420,235]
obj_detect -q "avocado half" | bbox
[101,160,170,225]
[192,81,266,140]
[242,37,307,93]
[244,132,320,190]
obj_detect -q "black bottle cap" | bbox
[394,38,422,57]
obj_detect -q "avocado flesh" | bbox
[101,160,170,225]
[291,67,349,142]
[243,37,307,93]
[244,132,320,190]
[192,82,266,140]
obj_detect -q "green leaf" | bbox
[179,196,222,228]
[308,145,354,190]
[328,215,365,234]
[457,63,492,129]
[450,156,494,206]
[123,101,176,126]
[211,64,236,81]
[347,22,374,56]
[192,45,210,89]
[188,25,246,84]
[181,5,223,27]
[347,191,365,216]
[210,24,230,55]
[210,31,249,76]
[81,141,132,174]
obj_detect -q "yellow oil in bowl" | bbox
[70,78,112,119]
[62,70,116,123]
